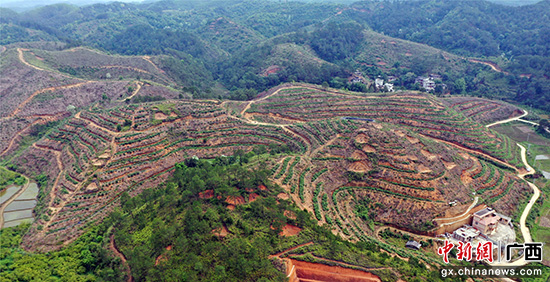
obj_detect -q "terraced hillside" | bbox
[1,62,533,251]
[247,86,524,169]
[442,96,524,125]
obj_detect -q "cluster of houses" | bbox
[348,71,447,93]
[404,207,512,252]
[451,207,512,243]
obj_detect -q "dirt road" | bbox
[434,197,479,224]
[516,144,539,244]
[8,82,89,118]
[485,110,528,128]
[468,59,510,75]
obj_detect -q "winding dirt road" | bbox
[434,197,479,224]
[516,144,539,244]
[468,59,510,75]
[17,48,44,71]
[485,109,528,128]
[8,82,90,118]
[490,144,539,267]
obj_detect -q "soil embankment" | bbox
[288,259,381,282]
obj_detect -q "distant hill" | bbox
[1,0,549,111]
[486,0,542,5]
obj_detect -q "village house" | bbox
[373,77,395,92]
[452,226,481,242]
[348,71,367,84]
[415,76,436,91]
[472,208,500,235]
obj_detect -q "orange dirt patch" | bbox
[372,123,383,129]
[406,135,419,144]
[86,182,98,192]
[417,165,432,174]
[92,159,105,166]
[421,149,436,160]
[405,52,413,56]
[154,112,177,120]
[226,195,245,205]
[459,152,470,159]
[227,204,235,210]
[99,152,111,159]
[351,150,368,160]
[362,144,376,153]
[354,133,369,143]
[260,65,282,77]
[258,184,267,191]
[284,210,297,220]
[394,130,405,137]
[248,193,260,202]
[154,254,167,266]
[212,225,230,238]
[278,193,289,200]
[348,161,372,173]
[289,259,381,282]
[442,160,456,170]
[199,189,214,199]
[280,224,301,237]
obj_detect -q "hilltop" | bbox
[2,0,549,110]
[0,41,531,250]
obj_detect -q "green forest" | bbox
[1,0,549,110]
[0,155,449,281]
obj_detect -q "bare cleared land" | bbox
[0,45,532,252]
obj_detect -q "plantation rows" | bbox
[446,97,521,125]
[248,88,521,166]
[466,157,519,204]
[289,119,359,149]
[39,97,333,241]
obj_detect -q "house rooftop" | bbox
[474,208,494,218]
[405,240,421,250]
[454,226,480,238]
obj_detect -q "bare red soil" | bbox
[199,190,214,199]
[280,224,302,237]
[288,259,381,282]
[212,225,230,238]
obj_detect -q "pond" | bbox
[1,182,39,229]
[0,185,22,206]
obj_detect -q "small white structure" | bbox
[452,226,480,242]
[405,240,422,250]
[375,78,384,89]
